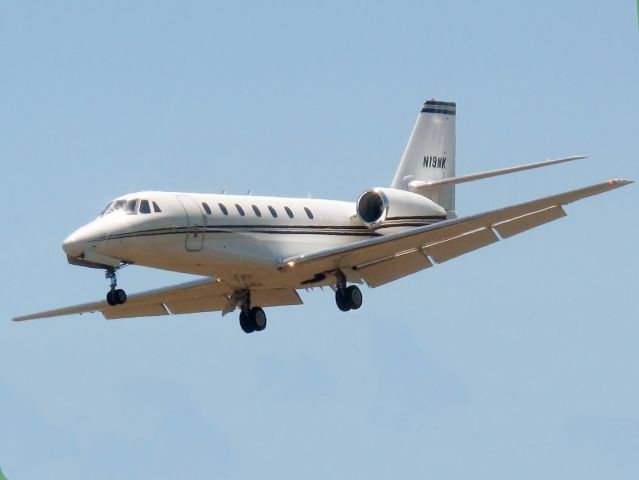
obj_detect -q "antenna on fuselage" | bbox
[247,189,252,195]
[221,187,227,194]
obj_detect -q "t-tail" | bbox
[391,100,457,214]
[391,99,588,215]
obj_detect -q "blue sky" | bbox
[1,1,638,478]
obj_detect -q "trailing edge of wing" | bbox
[408,155,586,191]
[278,179,632,283]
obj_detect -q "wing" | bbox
[279,179,632,288]
[13,278,303,321]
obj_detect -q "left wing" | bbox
[13,278,302,321]
[278,179,632,287]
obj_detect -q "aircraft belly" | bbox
[101,229,370,286]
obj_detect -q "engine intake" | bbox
[356,187,446,231]
[357,189,387,224]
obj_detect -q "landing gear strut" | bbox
[237,290,267,334]
[105,267,127,306]
[334,270,363,312]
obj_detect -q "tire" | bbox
[106,290,117,306]
[335,289,351,312]
[251,307,267,331]
[346,285,362,310]
[114,289,127,305]
[239,311,254,333]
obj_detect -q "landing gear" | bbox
[239,307,267,333]
[334,270,363,312]
[335,285,362,311]
[105,267,127,306]
[237,290,267,333]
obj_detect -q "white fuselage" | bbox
[63,191,409,289]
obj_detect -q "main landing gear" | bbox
[239,307,267,334]
[334,271,363,312]
[237,290,267,334]
[105,267,127,306]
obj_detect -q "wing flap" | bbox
[493,206,566,239]
[251,288,303,308]
[355,249,432,288]
[165,296,229,315]
[103,303,169,320]
[424,227,499,263]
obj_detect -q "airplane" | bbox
[13,99,632,333]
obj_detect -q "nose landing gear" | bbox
[105,267,127,306]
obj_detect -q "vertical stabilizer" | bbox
[391,100,456,213]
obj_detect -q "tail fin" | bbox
[391,99,456,213]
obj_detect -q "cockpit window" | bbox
[152,201,162,213]
[139,199,151,214]
[124,198,139,214]
[101,199,126,216]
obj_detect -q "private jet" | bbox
[14,99,631,332]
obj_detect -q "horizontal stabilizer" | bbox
[408,156,586,192]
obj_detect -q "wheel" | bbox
[106,290,117,306]
[335,289,351,312]
[345,285,362,310]
[114,289,127,305]
[239,310,254,334]
[251,307,267,331]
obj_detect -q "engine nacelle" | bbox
[356,187,447,231]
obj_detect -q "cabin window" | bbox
[218,203,228,215]
[139,199,151,214]
[268,206,278,218]
[304,207,314,219]
[235,204,245,216]
[124,199,139,214]
[252,205,262,217]
[202,202,212,215]
[284,206,294,218]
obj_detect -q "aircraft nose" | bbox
[62,230,87,258]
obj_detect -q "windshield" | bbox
[101,199,127,216]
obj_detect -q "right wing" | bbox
[278,179,632,287]
[13,278,302,321]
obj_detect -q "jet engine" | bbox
[356,187,447,231]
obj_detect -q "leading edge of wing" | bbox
[278,179,632,273]
[12,277,224,321]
